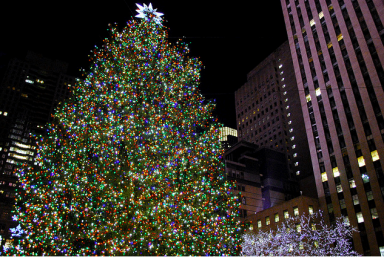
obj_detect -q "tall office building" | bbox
[0,52,76,243]
[235,41,316,198]
[280,0,384,254]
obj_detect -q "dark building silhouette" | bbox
[235,41,316,199]
[224,140,300,221]
[0,52,76,244]
[280,0,384,254]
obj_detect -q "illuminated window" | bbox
[362,173,370,183]
[286,106,290,110]
[290,136,294,141]
[4,112,7,116]
[356,212,364,223]
[349,179,356,188]
[283,91,287,95]
[296,170,300,175]
[279,64,283,69]
[287,113,291,117]
[292,144,296,149]
[306,94,312,102]
[295,162,299,166]
[371,150,379,162]
[284,210,289,219]
[280,71,284,75]
[336,184,343,193]
[296,224,301,233]
[321,172,328,182]
[310,19,316,26]
[343,216,350,225]
[315,88,321,96]
[285,98,288,102]
[333,167,340,177]
[275,213,279,222]
[25,79,34,84]
[257,219,262,228]
[371,208,379,219]
[293,153,297,157]
[266,216,270,225]
[309,206,314,215]
[282,84,286,88]
[358,156,365,167]
[293,207,299,216]
[281,78,285,81]
[288,120,292,125]
[327,42,333,48]
[289,128,293,133]
[319,11,324,19]
[337,34,343,41]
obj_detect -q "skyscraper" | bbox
[0,52,76,244]
[235,41,316,198]
[280,0,384,254]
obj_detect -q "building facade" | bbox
[219,126,238,149]
[280,0,384,254]
[235,41,316,198]
[0,52,76,243]
[224,141,300,221]
[248,195,320,232]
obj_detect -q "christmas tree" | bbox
[6,3,243,256]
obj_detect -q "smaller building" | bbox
[219,127,238,150]
[224,140,300,222]
[247,195,320,231]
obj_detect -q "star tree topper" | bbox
[135,3,164,24]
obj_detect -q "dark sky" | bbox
[1,0,287,128]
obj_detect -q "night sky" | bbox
[1,0,288,128]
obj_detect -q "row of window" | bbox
[256,206,314,228]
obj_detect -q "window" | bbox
[366,191,374,201]
[310,19,316,26]
[257,219,262,228]
[353,194,359,205]
[362,174,370,183]
[266,216,270,225]
[356,212,364,223]
[358,156,365,167]
[309,206,314,215]
[284,210,289,219]
[336,184,343,193]
[349,179,356,188]
[306,94,312,102]
[275,213,279,222]
[293,207,299,216]
[321,172,328,182]
[340,199,346,209]
[319,11,324,19]
[315,88,321,96]
[371,208,379,219]
[296,224,301,233]
[371,150,379,162]
[333,167,340,177]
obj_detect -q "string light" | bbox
[7,4,243,256]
